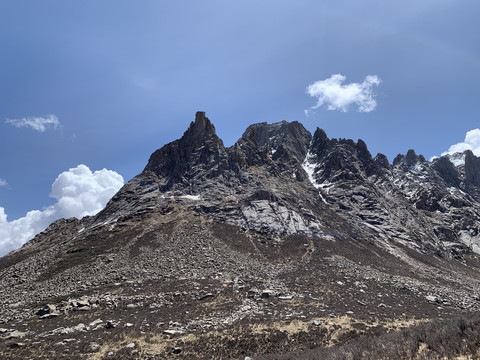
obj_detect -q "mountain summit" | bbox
[100,111,480,256]
[2,112,480,358]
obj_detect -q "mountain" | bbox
[2,112,480,359]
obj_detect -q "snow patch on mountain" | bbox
[302,152,320,188]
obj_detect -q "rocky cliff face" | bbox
[2,112,480,359]
[98,111,480,258]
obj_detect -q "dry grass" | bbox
[258,314,480,360]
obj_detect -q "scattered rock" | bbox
[89,319,104,328]
[90,342,101,352]
[71,299,90,311]
[36,304,56,316]
[164,328,186,336]
[248,288,259,298]
[6,330,26,339]
[59,327,75,335]
[197,293,214,301]
[105,320,118,329]
[39,312,61,319]
[77,300,90,307]
[261,289,275,299]
[74,323,87,332]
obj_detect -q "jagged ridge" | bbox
[96,112,480,258]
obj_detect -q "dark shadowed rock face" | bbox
[3,112,480,359]
[433,156,461,188]
[465,150,480,187]
[144,111,230,191]
[232,120,312,179]
[308,133,381,184]
[374,153,390,169]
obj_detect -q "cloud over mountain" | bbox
[0,165,124,256]
[441,129,480,157]
[305,74,381,115]
[5,114,60,132]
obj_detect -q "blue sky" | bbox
[0,1,479,254]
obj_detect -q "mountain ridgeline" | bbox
[2,111,480,359]
[100,111,480,258]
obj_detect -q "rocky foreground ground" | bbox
[1,203,480,359]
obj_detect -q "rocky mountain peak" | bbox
[432,156,461,188]
[311,128,330,154]
[406,149,426,166]
[187,111,217,139]
[240,122,271,149]
[374,153,390,169]
[393,149,426,169]
[4,112,480,359]
[52,112,480,254]
[239,120,310,149]
[142,112,228,193]
[307,131,381,184]
[232,120,311,173]
[465,150,480,187]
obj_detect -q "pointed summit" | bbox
[186,111,217,138]
[393,149,426,169]
[195,110,207,124]
[180,111,220,151]
[144,112,228,191]
[311,128,330,154]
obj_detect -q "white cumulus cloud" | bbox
[440,129,480,157]
[0,178,7,187]
[305,74,381,115]
[5,114,60,132]
[0,165,124,257]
